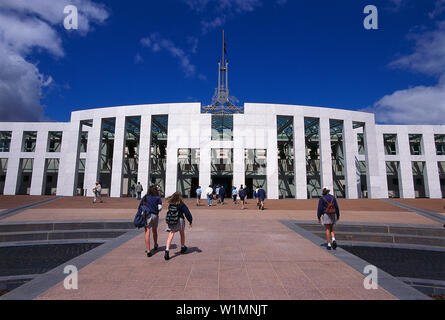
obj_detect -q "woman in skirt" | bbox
[139,185,162,257]
[164,192,193,260]
[317,187,340,250]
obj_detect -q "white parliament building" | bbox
[0,45,445,200]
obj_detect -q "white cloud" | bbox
[369,8,445,125]
[141,33,197,77]
[0,0,109,122]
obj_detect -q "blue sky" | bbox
[1,0,445,124]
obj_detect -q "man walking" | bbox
[219,185,226,205]
[257,185,266,210]
[136,182,143,200]
[317,187,340,250]
[93,181,103,203]
[205,185,214,207]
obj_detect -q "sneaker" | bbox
[153,244,159,251]
[164,250,170,260]
[332,240,337,250]
[180,246,187,254]
[327,246,332,250]
[145,250,152,257]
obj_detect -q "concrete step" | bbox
[0,229,129,243]
[0,221,134,233]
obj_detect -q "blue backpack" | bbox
[133,207,146,229]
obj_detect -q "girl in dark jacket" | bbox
[139,185,162,257]
[317,187,340,250]
[164,192,193,260]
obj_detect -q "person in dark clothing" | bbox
[218,185,226,205]
[239,187,247,210]
[139,185,162,257]
[257,186,266,210]
[317,187,340,250]
[164,192,193,260]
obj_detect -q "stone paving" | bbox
[1,195,443,300]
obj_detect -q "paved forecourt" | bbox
[1,196,443,300]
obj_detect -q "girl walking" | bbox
[139,185,162,257]
[317,187,340,250]
[164,192,193,260]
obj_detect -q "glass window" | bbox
[211,115,233,141]
[383,134,397,155]
[0,131,12,152]
[80,131,88,153]
[22,132,37,152]
[435,135,445,156]
[47,131,63,152]
[409,134,423,155]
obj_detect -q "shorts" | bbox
[321,213,336,225]
[145,213,159,229]
[166,218,185,232]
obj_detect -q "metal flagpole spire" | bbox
[202,30,243,114]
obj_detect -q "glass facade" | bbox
[0,131,12,152]
[177,148,200,198]
[305,118,321,198]
[211,115,233,141]
[0,158,7,195]
[386,161,400,198]
[76,158,86,196]
[435,135,445,155]
[383,134,397,155]
[277,116,295,199]
[330,120,345,198]
[80,131,88,153]
[409,134,423,155]
[412,161,426,198]
[211,148,233,197]
[43,158,59,195]
[150,115,168,196]
[245,149,267,198]
[99,118,116,195]
[22,132,37,152]
[122,117,140,197]
[17,158,33,195]
[47,132,63,152]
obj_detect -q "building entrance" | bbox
[211,176,233,197]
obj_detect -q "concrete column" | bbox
[422,130,442,198]
[165,140,178,198]
[57,121,81,196]
[343,119,358,199]
[319,117,333,191]
[199,146,211,199]
[84,118,102,197]
[266,113,279,199]
[364,121,387,199]
[397,132,415,198]
[294,115,307,199]
[3,130,23,195]
[30,130,48,195]
[138,114,151,192]
[110,116,126,197]
[232,147,245,190]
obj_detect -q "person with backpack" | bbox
[239,187,247,210]
[254,186,259,207]
[164,192,193,261]
[257,185,266,210]
[139,185,162,257]
[317,187,340,250]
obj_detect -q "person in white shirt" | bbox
[93,182,103,203]
[205,185,214,207]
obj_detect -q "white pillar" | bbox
[138,114,151,192]
[364,121,387,199]
[397,132,415,198]
[319,117,333,191]
[199,146,211,198]
[57,121,81,196]
[294,115,307,199]
[84,118,102,197]
[110,116,126,197]
[30,130,48,195]
[422,130,442,198]
[165,139,178,198]
[3,130,23,195]
[343,119,358,199]
[266,113,279,199]
[232,147,245,190]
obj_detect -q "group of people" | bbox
[195,184,260,210]
[92,181,146,203]
[138,185,193,260]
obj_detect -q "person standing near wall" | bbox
[93,182,103,203]
[135,182,143,200]
[317,187,340,250]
